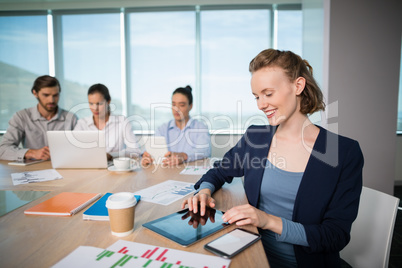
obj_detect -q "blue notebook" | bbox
[82,193,141,221]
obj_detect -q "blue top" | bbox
[156,118,211,162]
[198,159,308,268]
[258,160,307,268]
[195,125,364,268]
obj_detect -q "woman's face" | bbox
[251,66,304,126]
[172,93,192,122]
[88,92,110,119]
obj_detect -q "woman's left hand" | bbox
[162,152,188,166]
[222,204,283,234]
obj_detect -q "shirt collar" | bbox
[87,114,116,127]
[30,105,63,122]
[168,117,193,130]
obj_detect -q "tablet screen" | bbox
[143,207,229,247]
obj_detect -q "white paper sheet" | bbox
[133,180,195,205]
[180,165,211,175]
[11,169,63,185]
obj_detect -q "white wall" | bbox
[303,0,401,194]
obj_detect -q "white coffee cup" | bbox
[113,157,137,170]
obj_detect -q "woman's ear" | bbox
[295,77,306,95]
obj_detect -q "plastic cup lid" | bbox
[106,192,137,209]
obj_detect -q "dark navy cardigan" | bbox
[195,125,364,268]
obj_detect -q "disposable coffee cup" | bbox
[106,192,137,237]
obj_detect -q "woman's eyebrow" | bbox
[261,88,274,93]
[253,89,272,95]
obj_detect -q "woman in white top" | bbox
[74,83,141,160]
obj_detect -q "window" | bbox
[276,7,303,56]
[0,4,303,133]
[128,10,196,131]
[200,9,271,131]
[0,14,49,130]
[55,12,121,118]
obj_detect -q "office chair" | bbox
[340,186,400,268]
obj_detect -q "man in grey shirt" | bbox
[0,75,77,161]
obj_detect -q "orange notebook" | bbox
[24,192,101,216]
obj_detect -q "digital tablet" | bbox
[8,159,45,166]
[144,136,168,164]
[143,207,230,247]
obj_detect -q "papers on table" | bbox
[180,165,212,175]
[11,169,63,186]
[133,180,195,206]
[53,240,231,268]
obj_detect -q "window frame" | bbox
[0,4,303,135]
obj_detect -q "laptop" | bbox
[47,131,108,169]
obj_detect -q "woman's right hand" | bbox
[141,151,153,166]
[181,188,216,216]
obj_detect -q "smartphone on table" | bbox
[204,228,261,258]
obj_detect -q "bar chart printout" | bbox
[108,240,230,267]
[52,240,231,268]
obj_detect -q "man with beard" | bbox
[0,75,77,161]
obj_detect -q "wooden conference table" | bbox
[0,160,269,268]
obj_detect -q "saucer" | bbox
[108,165,139,172]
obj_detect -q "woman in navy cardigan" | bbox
[182,49,364,268]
